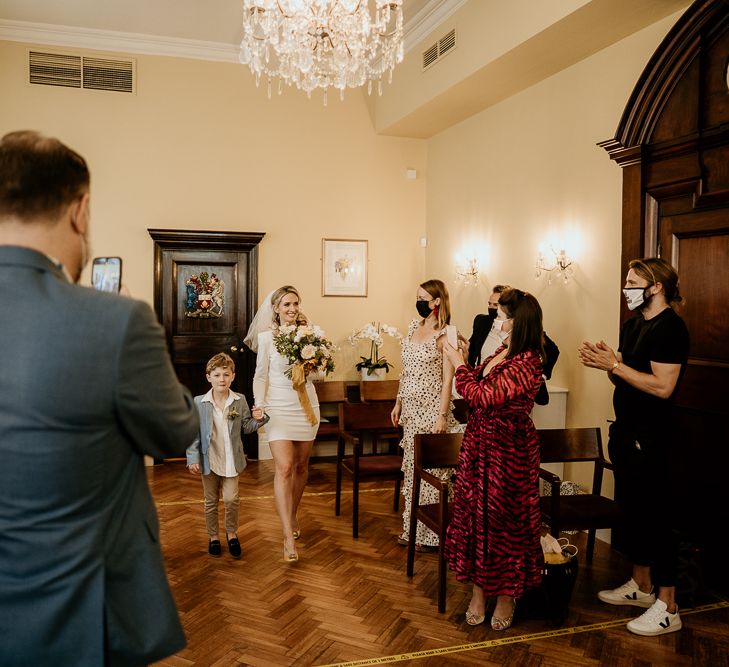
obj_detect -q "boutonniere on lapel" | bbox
[227,407,239,421]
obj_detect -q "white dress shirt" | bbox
[202,389,239,477]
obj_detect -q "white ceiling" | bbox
[0,0,440,54]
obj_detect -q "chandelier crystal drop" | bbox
[239,0,404,100]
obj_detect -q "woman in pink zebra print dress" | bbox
[442,288,545,630]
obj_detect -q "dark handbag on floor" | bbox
[522,540,579,626]
[540,541,579,626]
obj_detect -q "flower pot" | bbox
[361,368,387,381]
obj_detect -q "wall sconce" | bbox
[455,257,480,287]
[535,246,574,284]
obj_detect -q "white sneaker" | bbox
[627,599,682,636]
[597,578,655,607]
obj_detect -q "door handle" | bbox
[230,345,238,353]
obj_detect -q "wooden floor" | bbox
[148,460,729,667]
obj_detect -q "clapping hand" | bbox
[578,340,618,371]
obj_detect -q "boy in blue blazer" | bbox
[187,353,268,559]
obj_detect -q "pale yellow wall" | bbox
[376,0,591,132]
[425,11,684,489]
[0,40,427,379]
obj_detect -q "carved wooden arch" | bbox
[606,0,728,151]
[600,0,729,282]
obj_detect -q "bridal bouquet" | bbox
[273,324,336,379]
[273,324,335,426]
[348,322,402,376]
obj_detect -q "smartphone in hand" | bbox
[445,324,458,348]
[91,257,122,293]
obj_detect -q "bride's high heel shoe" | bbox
[292,516,300,540]
[491,599,516,631]
[283,540,299,562]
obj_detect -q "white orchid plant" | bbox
[348,322,402,376]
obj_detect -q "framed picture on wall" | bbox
[321,238,368,297]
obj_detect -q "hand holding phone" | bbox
[91,257,122,293]
[445,324,458,349]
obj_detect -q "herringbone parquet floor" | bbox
[148,460,729,667]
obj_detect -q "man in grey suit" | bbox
[0,131,200,666]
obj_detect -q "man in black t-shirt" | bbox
[579,257,689,638]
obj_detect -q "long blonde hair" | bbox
[420,279,451,330]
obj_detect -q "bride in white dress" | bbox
[245,285,320,562]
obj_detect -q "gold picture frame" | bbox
[321,238,368,297]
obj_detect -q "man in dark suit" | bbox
[468,284,509,366]
[0,131,199,666]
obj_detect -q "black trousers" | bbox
[608,424,677,589]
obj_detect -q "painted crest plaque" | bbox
[185,272,224,318]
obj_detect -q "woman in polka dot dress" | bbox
[391,279,459,550]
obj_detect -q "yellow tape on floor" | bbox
[317,601,729,666]
[158,487,390,507]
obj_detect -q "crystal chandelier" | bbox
[535,246,574,284]
[454,257,480,287]
[238,0,404,104]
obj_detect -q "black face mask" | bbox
[416,300,432,318]
[487,307,497,318]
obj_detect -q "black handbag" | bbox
[521,540,579,626]
[541,543,579,626]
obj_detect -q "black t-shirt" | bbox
[612,307,689,441]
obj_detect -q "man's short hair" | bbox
[206,353,235,375]
[492,284,510,293]
[0,130,90,222]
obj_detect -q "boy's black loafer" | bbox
[227,536,242,559]
[208,539,222,557]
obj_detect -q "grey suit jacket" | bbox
[0,246,199,667]
[186,392,268,476]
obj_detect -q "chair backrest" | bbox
[340,400,395,431]
[538,428,604,464]
[313,380,347,403]
[359,379,400,402]
[538,427,608,495]
[414,432,463,470]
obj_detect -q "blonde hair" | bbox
[206,352,235,374]
[270,285,307,329]
[420,279,451,329]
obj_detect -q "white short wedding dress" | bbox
[253,330,320,442]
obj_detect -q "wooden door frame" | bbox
[149,229,265,322]
[148,228,265,398]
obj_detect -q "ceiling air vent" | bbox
[29,51,81,88]
[422,42,438,70]
[29,51,135,93]
[422,28,457,71]
[83,57,134,93]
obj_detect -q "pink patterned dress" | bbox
[444,348,543,598]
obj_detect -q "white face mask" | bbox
[623,287,649,311]
[497,328,510,342]
[493,318,505,332]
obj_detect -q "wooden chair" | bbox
[406,432,463,613]
[538,427,621,562]
[313,380,347,448]
[359,379,399,402]
[358,379,401,452]
[335,401,402,538]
